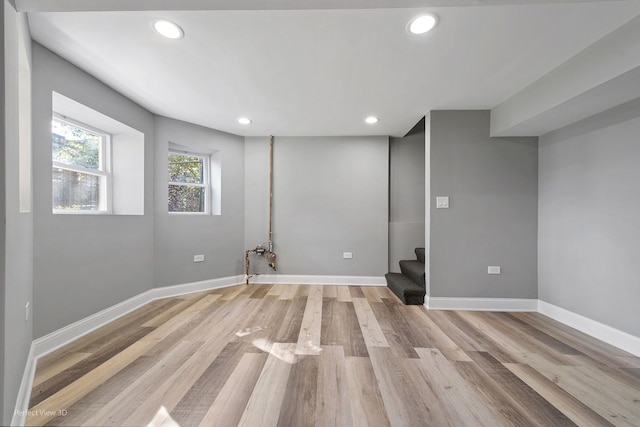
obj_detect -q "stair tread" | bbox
[385,273,426,305]
[415,247,425,264]
[398,260,425,287]
[385,273,424,292]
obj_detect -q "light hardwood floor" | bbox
[27,284,640,426]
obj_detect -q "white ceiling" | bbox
[26,1,640,137]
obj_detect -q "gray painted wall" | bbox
[3,4,33,424]
[1,1,7,421]
[32,43,155,338]
[389,128,425,272]
[154,116,245,286]
[430,110,538,298]
[245,136,389,277]
[539,102,640,337]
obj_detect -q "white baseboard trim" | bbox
[425,296,538,312]
[538,300,640,357]
[33,275,244,359]
[11,343,36,427]
[249,274,386,286]
[16,279,640,426]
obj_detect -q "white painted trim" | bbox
[538,300,640,357]
[248,274,386,286]
[32,275,244,359]
[151,275,244,300]
[425,296,538,312]
[11,343,36,427]
[17,274,640,427]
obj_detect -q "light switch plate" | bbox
[343,252,353,259]
[194,254,205,263]
[436,196,450,209]
[488,266,501,275]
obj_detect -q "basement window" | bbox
[52,92,145,215]
[52,115,111,213]
[168,151,210,213]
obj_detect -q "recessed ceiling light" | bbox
[153,19,184,39]
[408,14,438,35]
[238,117,252,125]
[365,116,379,124]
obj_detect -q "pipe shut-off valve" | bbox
[255,244,277,270]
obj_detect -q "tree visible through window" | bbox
[52,115,110,212]
[168,152,209,213]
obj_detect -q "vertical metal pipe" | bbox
[268,135,274,247]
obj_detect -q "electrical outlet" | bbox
[194,254,205,263]
[343,252,353,259]
[488,266,501,275]
[25,301,30,321]
[436,196,450,209]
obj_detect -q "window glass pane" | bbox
[168,153,204,184]
[52,118,102,170]
[168,185,205,212]
[52,168,101,211]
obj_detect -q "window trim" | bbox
[168,149,211,215]
[52,113,113,214]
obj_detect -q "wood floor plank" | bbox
[368,346,449,426]
[122,299,262,426]
[296,284,311,297]
[425,310,484,353]
[266,284,287,297]
[505,362,615,427]
[278,355,318,427]
[30,326,155,408]
[344,357,391,427]
[35,299,177,366]
[498,312,584,356]
[172,342,254,426]
[315,346,353,427]
[32,352,92,388]
[369,300,419,358]
[27,339,159,426]
[247,284,273,299]
[275,295,307,343]
[198,352,268,427]
[80,340,204,426]
[414,348,505,426]
[279,284,299,300]
[43,297,229,426]
[467,351,576,426]
[322,285,337,299]
[444,311,520,363]
[234,296,290,346]
[360,286,383,303]
[141,292,210,327]
[351,298,389,348]
[321,299,368,357]
[238,343,296,427]
[522,351,640,426]
[221,284,250,301]
[27,286,640,427]
[512,312,632,366]
[349,286,365,298]
[453,359,531,426]
[406,307,471,362]
[336,286,352,302]
[474,312,579,365]
[458,312,535,362]
[296,286,323,355]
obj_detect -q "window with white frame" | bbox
[52,114,111,213]
[168,151,210,213]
